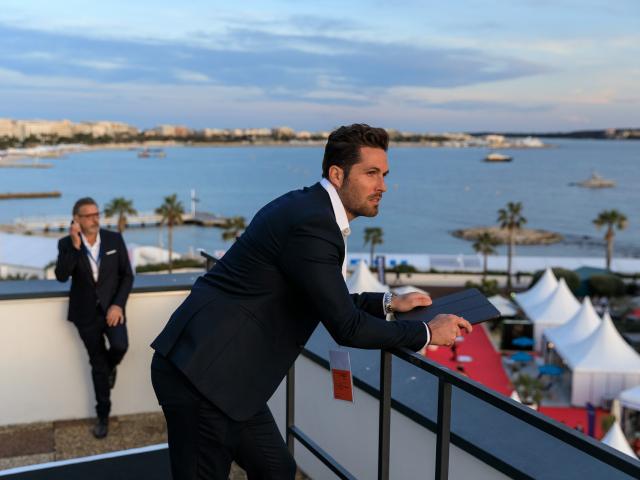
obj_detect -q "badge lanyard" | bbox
[83,239,101,277]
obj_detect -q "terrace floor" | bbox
[0,412,308,479]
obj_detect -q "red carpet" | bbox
[422,324,512,397]
[422,325,610,438]
[538,406,608,439]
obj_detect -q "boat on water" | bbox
[572,172,615,188]
[137,148,166,158]
[484,152,512,162]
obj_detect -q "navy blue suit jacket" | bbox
[55,229,133,324]
[151,183,427,420]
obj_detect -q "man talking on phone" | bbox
[55,197,134,439]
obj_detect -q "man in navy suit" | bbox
[151,124,471,479]
[56,197,134,439]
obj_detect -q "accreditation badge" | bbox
[329,349,354,403]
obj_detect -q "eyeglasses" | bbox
[78,212,100,219]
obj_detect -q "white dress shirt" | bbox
[319,179,430,346]
[320,178,351,280]
[81,231,101,282]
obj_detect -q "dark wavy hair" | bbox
[72,197,98,216]
[322,123,389,179]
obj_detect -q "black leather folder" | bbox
[394,288,501,324]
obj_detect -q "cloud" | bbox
[0,22,547,94]
[173,69,212,83]
[421,99,553,113]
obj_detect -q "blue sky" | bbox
[0,1,638,131]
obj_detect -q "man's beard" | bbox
[340,180,381,218]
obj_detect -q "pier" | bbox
[0,211,229,234]
[0,191,62,200]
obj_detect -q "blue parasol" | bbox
[511,352,533,362]
[538,364,563,376]
[512,336,534,347]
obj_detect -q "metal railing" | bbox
[285,348,640,480]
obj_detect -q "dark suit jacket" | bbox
[55,229,134,324]
[151,183,427,421]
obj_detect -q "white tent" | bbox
[514,267,558,312]
[601,422,638,459]
[130,245,181,267]
[561,313,640,406]
[525,278,580,350]
[544,297,600,357]
[392,285,428,296]
[0,232,58,278]
[346,260,388,294]
[619,385,640,411]
[488,295,518,317]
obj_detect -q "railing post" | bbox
[378,350,392,480]
[435,379,452,480]
[286,364,295,456]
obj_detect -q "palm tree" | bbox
[497,202,527,292]
[593,209,628,270]
[473,231,499,281]
[104,197,137,233]
[221,216,246,242]
[363,227,384,267]
[155,194,184,273]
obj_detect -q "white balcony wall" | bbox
[269,357,511,480]
[0,290,188,425]
[2,290,510,479]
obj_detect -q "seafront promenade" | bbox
[0,211,228,235]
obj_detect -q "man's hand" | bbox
[428,314,472,346]
[70,221,82,250]
[106,305,124,327]
[390,292,432,313]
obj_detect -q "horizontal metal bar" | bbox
[389,347,640,476]
[289,426,358,480]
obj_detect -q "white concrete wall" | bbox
[0,290,188,425]
[269,357,512,480]
[2,291,511,479]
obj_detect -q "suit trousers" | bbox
[151,353,296,480]
[75,309,128,419]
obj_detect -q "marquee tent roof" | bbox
[619,385,640,411]
[562,312,640,372]
[346,260,388,294]
[525,278,580,327]
[489,295,518,317]
[601,422,638,459]
[0,232,58,269]
[392,285,428,296]
[514,267,558,311]
[545,297,601,354]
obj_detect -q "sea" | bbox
[1,139,638,259]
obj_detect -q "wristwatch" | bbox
[383,291,395,315]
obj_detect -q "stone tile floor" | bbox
[0,412,308,479]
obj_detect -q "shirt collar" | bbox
[320,178,351,237]
[81,230,101,251]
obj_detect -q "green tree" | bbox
[593,209,628,270]
[363,227,384,267]
[104,197,137,233]
[498,202,527,292]
[221,216,246,242]
[473,231,499,281]
[155,194,184,274]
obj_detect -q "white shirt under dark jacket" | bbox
[81,231,101,283]
[319,178,431,347]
